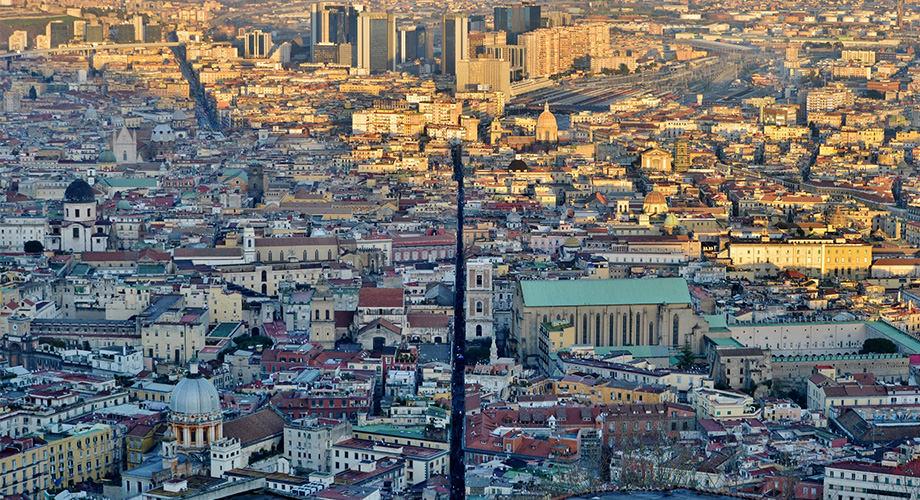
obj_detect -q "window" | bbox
[609,314,615,345]
[72,227,80,238]
[475,301,483,314]
[595,315,601,346]
[622,314,628,345]
[672,314,680,346]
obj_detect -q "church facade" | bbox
[45,179,110,253]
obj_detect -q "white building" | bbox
[824,461,920,500]
[283,418,352,473]
[0,217,47,252]
[689,387,760,420]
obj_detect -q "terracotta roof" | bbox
[223,407,286,446]
[173,247,243,258]
[358,287,404,308]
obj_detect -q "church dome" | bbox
[644,191,666,205]
[170,365,221,417]
[64,179,95,203]
[536,102,558,142]
[508,159,528,172]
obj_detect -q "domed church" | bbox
[45,179,110,252]
[169,362,224,450]
[535,102,558,143]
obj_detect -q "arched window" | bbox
[476,274,483,287]
[268,251,273,261]
[328,249,333,260]
[314,250,319,260]
[303,250,308,261]
[628,313,633,344]
[475,301,483,314]
[475,325,483,337]
[635,312,641,343]
[595,315,601,346]
[672,314,680,346]
[582,314,588,344]
[649,322,655,345]
[622,313,628,345]
[609,314,615,346]
[261,270,267,281]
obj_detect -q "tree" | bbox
[23,240,43,254]
[677,341,695,369]
[860,338,898,354]
[27,86,37,100]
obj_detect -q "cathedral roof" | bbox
[170,364,221,417]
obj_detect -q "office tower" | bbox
[244,29,272,58]
[310,3,359,46]
[417,25,433,61]
[356,12,396,74]
[132,15,144,42]
[494,6,512,32]
[456,57,511,96]
[46,20,73,48]
[313,42,352,65]
[73,20,86,41]
[441,13,468,76]
[84,25,105,43]
[398,26,419,63]
[113,24,134,43]
[469,14,486,32]
[494,3,541,43]
[8,31,27,51]
[522,3,541,31]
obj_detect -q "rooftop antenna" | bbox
[449,141,467,499]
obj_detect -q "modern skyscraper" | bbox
[469,14,486,32]
[310,3,360,46]
[398,26,420,63]
[357,12,396,74]
[456,57,511,97]
[132,15,145,42]
[244,29,272,58]
[441,13,469,76]
[46,20,73,48]
[8,30,27,51]
[494,3,541,43]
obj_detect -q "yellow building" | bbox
[207,287,243,323]
[723,239,871,278]
[0,423,117,496]
[538,320,576,370]
[551,374,674,405]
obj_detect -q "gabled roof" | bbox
[520,277,692,307]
